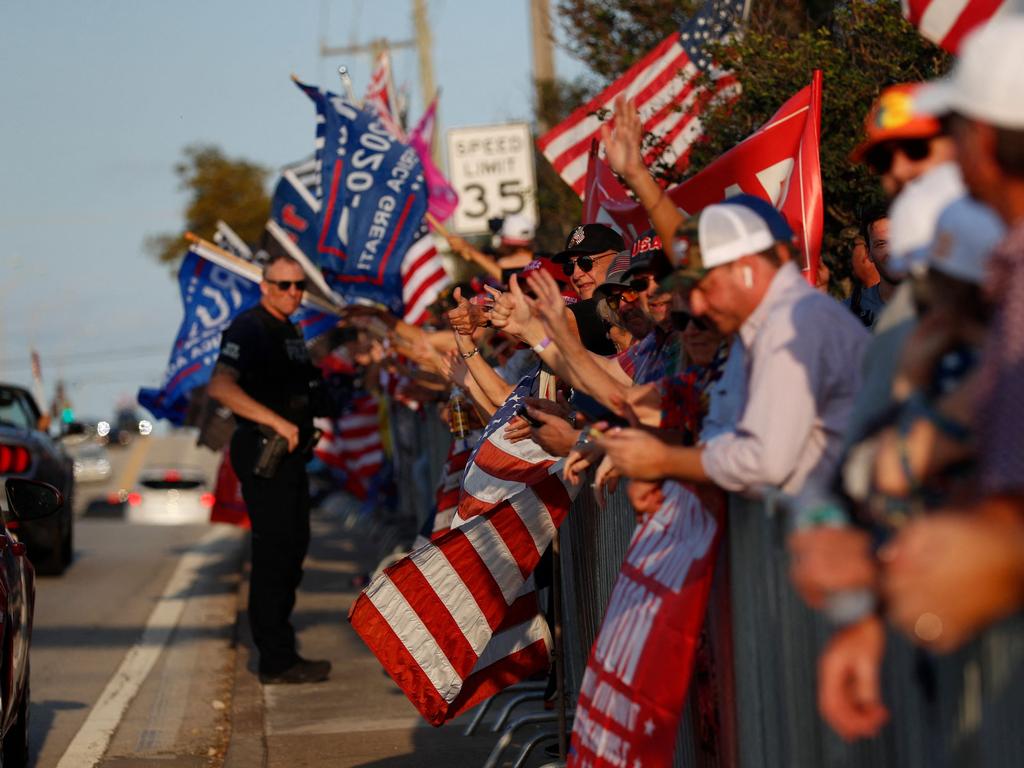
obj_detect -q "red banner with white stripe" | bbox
[568,482,722,767]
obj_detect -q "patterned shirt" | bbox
[977,219,1024,495]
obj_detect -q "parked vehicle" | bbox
[123,467,214,525]
[0,385,74,575]
[0,478,63,766]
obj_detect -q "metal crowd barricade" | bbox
[388,403,1024,767]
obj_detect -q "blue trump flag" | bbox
[139,243,340,424]
[295,80,429,316]
[271,158,321,263]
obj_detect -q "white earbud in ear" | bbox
[741,265,754,289]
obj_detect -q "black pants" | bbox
[231,428,311,674]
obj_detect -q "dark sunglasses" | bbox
[628,275,656,292]
[865,138,932,175]
[604,289,641,309]
[266,279,308,292]
[562,252,611,276]
[671,310,710,332]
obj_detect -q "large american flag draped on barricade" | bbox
[538,0,745,197]
[902,0,1019,52]
[293,79,449,325]
[568,482,723,767]
[138,240,340,424]
[349,370,582,725]
[584,72,824,282]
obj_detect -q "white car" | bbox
[70,444,112,483]
[124,468,214,525]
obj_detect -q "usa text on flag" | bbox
[584,72,824,282]
[902,0,1020,52]
[538,0,745,197]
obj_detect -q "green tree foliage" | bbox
[146,144,271,265]
[545,0,949,281]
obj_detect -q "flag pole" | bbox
[424,211,450,238]
[337,65,358,104]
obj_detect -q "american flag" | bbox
[902,0,1019,52]
[457,369,577,520]
[414,432,482,549]
[314,391,384,500]
[364,50,406,141]
[349,371,582,725]
[538,0,746,197]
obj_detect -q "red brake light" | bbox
[127,493,142,506]
[0,445,30,475]
[164,470,181,482]
[200,492,215,508]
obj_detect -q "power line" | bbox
[0,343,170,371]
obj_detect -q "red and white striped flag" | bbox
[401,223,449,326]
[364,50,406,140]
[902,0,1020,52]
[349,371,582,724]
[314,392,384,500]
[538,0,745,197]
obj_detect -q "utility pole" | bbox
[530,0,556,132]
[320,0,439,163]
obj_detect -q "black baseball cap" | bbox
[623,229,672,281]
[553,223,625,263]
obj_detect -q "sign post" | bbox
[446,122,537,236]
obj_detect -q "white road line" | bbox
[55,524,241,768]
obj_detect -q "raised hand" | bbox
[447,287,488,336]
[600,95,646,182]
[491,277,534,340]
[524,270,573,345]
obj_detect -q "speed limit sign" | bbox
[446,123,537,236]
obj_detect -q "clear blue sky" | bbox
[0,0,587,421]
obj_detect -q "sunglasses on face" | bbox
[671,311,710,332]
[562,252,612,276]
[628,274,657,292]
[266,279,308,292]
[604,289,641,310]
[865,138,932,175]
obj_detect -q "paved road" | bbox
[29,430,244,768]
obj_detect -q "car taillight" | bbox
[164,470,181,482]
[127,493,142,506]
[0,445,31,475]
[200,492,215,508]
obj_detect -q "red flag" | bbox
[314,393,383,500]
[568,482,722,767]
[585,73,824,283]
[902,0,1017,52]
[210,448,250,529]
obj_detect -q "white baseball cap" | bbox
[500,214,535,246]
[887,161,965,274]
[928,197,1005,285]
[698,203,776,268]
[916,15,1024,128]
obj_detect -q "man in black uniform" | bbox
[208,254,331,685]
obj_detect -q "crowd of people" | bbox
[302,16,1024,749]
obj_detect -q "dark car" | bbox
[0,478,63,765]
[0,385,74,575]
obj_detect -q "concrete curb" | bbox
[222,539,267,768]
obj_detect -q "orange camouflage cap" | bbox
[850,83,943,164]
